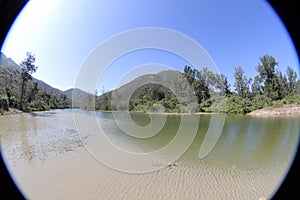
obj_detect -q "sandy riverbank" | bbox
[247,104,300,117]
[0,108,23,115]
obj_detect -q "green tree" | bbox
[19,52,38,111]
[183,65,195,84]
[201,67,216,90]
[28,81,38,103]
[277,70,289,99]
[0,84,9,112]
[251,75,262,96]
[256,55,280,100]
[215,74,231,96]
[183,66,211,103]
[194,69,210,102]
[286,66,298,95]
[234,66,250,98]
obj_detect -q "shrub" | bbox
[271,100,284,108]
[225,95,244,114]
[281,95,300,104]
[0,96,9,112]
[250,95,272,111]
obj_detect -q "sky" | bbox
[1,0,299,93]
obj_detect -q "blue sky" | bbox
[1,0,299,93]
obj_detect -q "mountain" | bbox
[0,52,189,111]
[95,70,190,112]
[111,70,181,95]
[1,52,67,96]
[33,77,65,95]
[0,52,21,71]
[64,88,94,108]
[0,52,96,110]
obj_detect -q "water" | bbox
[0,109,299,199]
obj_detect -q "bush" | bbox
[281,95,300,104]
[271,100,284,108]
[0,96,9,112]
[187,102,200,113]
[225,95,244,114]
[199,99,212,111]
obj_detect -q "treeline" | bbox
[0,52,71,113]
[95,54,300,114]
[2,53,297,115]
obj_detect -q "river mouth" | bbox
[0,109,299,200]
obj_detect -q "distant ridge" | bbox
[0,52,92,101]
[0,52,21,71]
[0,52,184,110]
[64,88,94,108]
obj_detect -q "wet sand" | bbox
[4,147,281,200]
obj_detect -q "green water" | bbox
[1,109,299,170]
[96,111,299,169]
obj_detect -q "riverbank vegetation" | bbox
[0,52,71,113]
[95,54,300,114]
[1,53,299,115]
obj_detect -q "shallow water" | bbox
[0,109,299,199]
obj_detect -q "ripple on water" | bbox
[0,111,298,200]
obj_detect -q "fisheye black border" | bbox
[0,1,29,199]
[0,0,299,199]
[266,1,300,199]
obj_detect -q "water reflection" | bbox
[0,111,87,164]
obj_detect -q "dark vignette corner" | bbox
[0,1,29,199]
[0,0,299,199]
[267,1,300,199]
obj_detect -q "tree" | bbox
[201,67,216,90]
[28,81,38,103]
[194,69,210,102]
[183,66,210,103]
[223,75,231,96]
[19,52,38,111]
[251,75,262,96]
[183,65,195,85]
[277,70,289,99]
[215,74,231,96]
[286,66,298,95]
[234,66,250,98]
[234,66,244,96]
[243,76,252,98]
[0,84,9,112]
[256,55,279,100]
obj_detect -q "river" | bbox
[0,109,299,199]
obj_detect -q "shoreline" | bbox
[3,104,300,117]
[96,109,223,116]
[0,108,23,115]
[96,104,300,117]
[247,104,300,117]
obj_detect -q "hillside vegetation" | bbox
[95,55,300,114]
[0,52,71,113]
[1,52,299,115]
